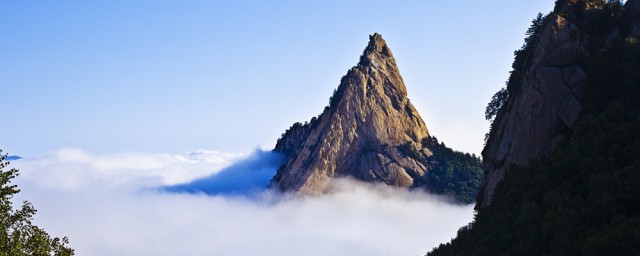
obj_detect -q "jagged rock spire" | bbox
[359,33,393,65]
[271,33,431,195]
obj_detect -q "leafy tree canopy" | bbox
[0,151,74,256]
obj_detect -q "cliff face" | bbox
[271,34,432,195]
[429,1,640,255]
[477,12,589,207]
[478,0,640,207]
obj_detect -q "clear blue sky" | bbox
[1,1,555,156]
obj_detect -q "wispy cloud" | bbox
[12,148,474,256]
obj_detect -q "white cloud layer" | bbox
[11,148,474,256]
[15,147,246,190]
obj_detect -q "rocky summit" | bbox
[271,33,482,201]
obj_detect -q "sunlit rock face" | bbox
[271,33,434,195]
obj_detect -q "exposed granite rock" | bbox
[477,12,589,208]
[477,0,640,208]
[271,33,432,195]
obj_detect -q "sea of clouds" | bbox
[10,148,474,256]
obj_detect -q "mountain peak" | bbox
[367,33,389,53]
[359,33,394,67]
[271,34,432,195]
[271,33,482,202]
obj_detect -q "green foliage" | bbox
[485,13,547,122]
[554,0,618,17]
[485,88,508,121]
[508,13,546,96]
[0,151,74,256]
[397,142,427,163]
[328,88,340,108]
[553,0,568,14]
[585,1,624,40]
[328,74,353,110]
[398,138,483,204]
[421,137,483,204]
[429,6,640,256]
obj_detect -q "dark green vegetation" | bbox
[0,151,74,256]
[485,13,546,122]
[430,1,640,255]
[421,138,483,204]
[398,137,483,204]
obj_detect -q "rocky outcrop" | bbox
[477,0,640,208]
[271,34,433,195]
[477,11,589,208]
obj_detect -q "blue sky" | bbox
[5,2,564,255]
[2,1,555,156]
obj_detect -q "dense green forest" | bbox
[0,152,74,256]
[421,137,483,204]
[429,0,640,255]
[398,137,483,204]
